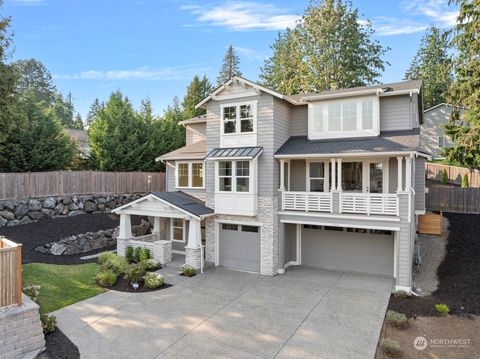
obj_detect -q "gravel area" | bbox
[412,217,448,296]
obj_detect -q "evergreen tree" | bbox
[73,112,84,130]
[404,26,452,109]
[86,98,103,127]
[182,74,213,119]
[156,97,185,160]
[53,92,75,128]
[13,58,56,105]
[260,0,389,94]
[444,0,480,169]
[217,45,242,85]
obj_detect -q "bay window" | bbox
[176,162,204,188]
[308,96,379,139]
[217,160,251,193]
[221,102,256,135]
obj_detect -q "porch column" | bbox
[280,159,285,191]
[336,158,342,191]
[396,157,403,192]
[330,158,336,191]
[404,156,412,191]
[186,218,203,272]
[152,217,161,240]
[118,214,132,239]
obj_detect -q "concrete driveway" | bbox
[54,262,392,359]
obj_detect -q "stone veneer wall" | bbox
[204,197,279,276]
[0,193,143,227]
[0,295,45,359]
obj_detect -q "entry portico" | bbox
[112,191,214,272]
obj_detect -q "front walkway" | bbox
[53,262,393,359]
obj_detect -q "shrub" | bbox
[380,338,401,357]
[179,264,196,277]
[23,285,41,303]
[138,247,151,262]
[126,246,135,263]
[40,314,57,334]
[461,173,469,188]
[393,290,408,299]
[440,168,449,185]
[100,255,128,275]
[386,310,409,329]
[133,247,142,263]
[143,259,161,271]
[125,263,147,284]
[435,303,450,316]
[98,251,117,265]
[144,272,164,289]
[96,269,118,287]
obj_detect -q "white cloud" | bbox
[235,46,266,61]
[181,1,299,31]
[53,65,210,81]
[371,17,429,36]
[401,0,458,26]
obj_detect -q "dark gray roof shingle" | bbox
[275,129,428,156]
[151,191,214,217]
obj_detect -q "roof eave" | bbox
[274,150,427,159]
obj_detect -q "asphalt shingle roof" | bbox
[275,129,427,156]
[151,191,214,217]
[157,140,206,161]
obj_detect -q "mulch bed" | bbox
[108,277,172,293]
[0,213,141,264]
[389,213,480,317]
[40,328,80,359]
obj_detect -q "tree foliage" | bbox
[182,74,213,119]
[217,45,242,85]
[260,0,389,94]
[404,26,452,109]
[444,0,480,169]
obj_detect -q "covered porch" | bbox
[112,192,214,272]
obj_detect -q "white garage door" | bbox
[302,226,394,276]
[219,223,260,272]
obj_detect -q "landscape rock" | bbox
[68,203,79,211]
[50,242,67,255]
[54,202,64,214]
[7,220,20,226]
[43,197,56,209]
[68,210,85,217]
[0,209,15,220]
[20,216,32,225]
[41,208,55,217]
[28,211,43,220]
[27,199,42,211]
[0,216,7,227]
[14,203,29,218]
[84,201,96,212]
[3,201,15,211]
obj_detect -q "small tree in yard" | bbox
[440,169,449,185]
[461,173,469,188]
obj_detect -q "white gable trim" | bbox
[112,193,203,220]
[195,76,297,109]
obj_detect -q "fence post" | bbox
[16,245,22,306]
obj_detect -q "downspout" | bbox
[409,91,414,130]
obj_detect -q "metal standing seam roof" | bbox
[205,146,263,159]
[275,129,429,156]
[151,191,214,217]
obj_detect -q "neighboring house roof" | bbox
[275,129,430,158]
[66,128,88,142]
[156,140,206,161]
[206,146,263,160]
[151,191,214,217]
[179,115,207,125]
[424,103,467,114]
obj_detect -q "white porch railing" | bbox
[339,193,399,216]
[282,191,333,213]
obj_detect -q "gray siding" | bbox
[290,160,306,191]
[272,98,291,194]
[284,223,296,263]
[380,95,416,131]
[165,161,206,200]
[420,104,455,157]
[289,106,308,136]
[414,157,425,211]
[185,123,206,145]
[301,227,394,276]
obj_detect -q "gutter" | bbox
[274,151,431,160]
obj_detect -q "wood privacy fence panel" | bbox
[426,187,480,214]
[426,162,480,187]
[0,171,165,200]
[418,213,443,235]
[0,238,22,308]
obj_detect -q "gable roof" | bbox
[275,129,430,158]
[156,140,206,161]
[151,191,214,217]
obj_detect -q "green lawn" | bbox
[23,263,106,313]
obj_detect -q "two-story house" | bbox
[113,76,429,293]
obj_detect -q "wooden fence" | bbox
[426,187,480,214]
[0,238,22,308]
[426,162,480,187]
[0,171,165,200]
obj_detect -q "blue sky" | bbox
[3,0,458,120]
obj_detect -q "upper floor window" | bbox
[221,102,256,135]
[217,160,251,193]
[176,161,204,188]
[308,96,379,140]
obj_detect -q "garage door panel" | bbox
[302,228,394,276]
[219,226,260,272]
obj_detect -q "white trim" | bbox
[393,231,398,279]
[381,89,420,97]
[274,151,431,160]
[277,268,285,274]
[303,88,385,101]
[170,218,186,243]
[281,219,400,232]
[214,219,263,226]
[215,221,220,266]
[220,101,257,136]
[215,160,254,194]
[172,250,186,255]
[279,210,401,222]
[415,209,426,215]
[212,91,259,101]
[394,285,411,294]
[296,223,302,265]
